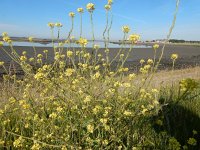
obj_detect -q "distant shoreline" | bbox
[1,36,200,47]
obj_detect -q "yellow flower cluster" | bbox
[122,25,130,33]
[65,68,75,77]
[108,0,113,5]
[0,2,167,149]
[28,37,33,42]
[48,22,55,28]
[86,3,95,12]
[105,4,111,10]
[67,50,73,58]
[2,32,12,44]
[77,7,84,13]
[128,34,140,44]
[153,44,159,50]
[147,59,153,65]
[78,37,88,47]
[55,23,63,27]
[171,53,178,60]
[69,12,75,17]
[0,61,4,66]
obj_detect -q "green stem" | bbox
[103,11,109,48]
[110,33,126,64]
[121,44,133,67]
[80,14,83,38]
[154,0,180,71]
[107,11,113,48]
[90,12,95,47]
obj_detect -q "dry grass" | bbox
[151,66,200,87]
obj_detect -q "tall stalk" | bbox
[107,13,113,48]
[154,0,180,71]
[138,0,180,96]
[67,17,74,40]
[90,12,95,47]
[80,13,83,38]
[103,11,109,49]
[90,12,95,60]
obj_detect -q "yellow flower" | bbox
[37,54,43,58]
[120,54,124,58]
[82,63,88,69]
[124,111,132,116]
[79,37,88,47]
[7,39,12,44]
[152,89,159,93]
[103,140,108,145]
[86,3,95,12]
[92,105,101,114]
[20,56,27,62]
[0,61,4,66]
[92,72,101,79]
[0,139,5,145]
[123,68,129,72]
[128,73,136,80]
[128,34,140,44]
[144,64,151,70]
[93,44,100,50]
[187,138,197,146]
[43,49,48,53]
[140,59,145,64]
[84,95,92,103]
[3,36,10,42]
[67,50,73,57]
[94,65,100,70]
[100,118,108,124]
[13,136,24,148]
[84,53,91,59]
[0,41,3,47]
[105,4,111,10]
[147,59,153,65]
[34,72,45,80]
[49,112,57,119]
[77,7,84,13]
[141,108,148,115]
[69,12,75,17]
[122,25,130,33]
[61,146,67,150]
[108,0,113,5]
[31,143,41,150]
[55,23,63,27]
[98,54,102,57]
[65,68,75,77]
[22,51,27,55]
[87,124,94,133]
[123,83,131,88]
[25,123,29,128]
[171,54,178,60]
[153,44,159,50]
[2,32,8,37]
[48,22,55,28]
[28,37,33,42]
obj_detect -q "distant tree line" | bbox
[169,39,200,43]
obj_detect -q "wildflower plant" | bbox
[0,0,191,149]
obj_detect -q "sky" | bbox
[0,0,200,41]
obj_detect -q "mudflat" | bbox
[0,44,200,74]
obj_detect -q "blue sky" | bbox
[0,0,200,41]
